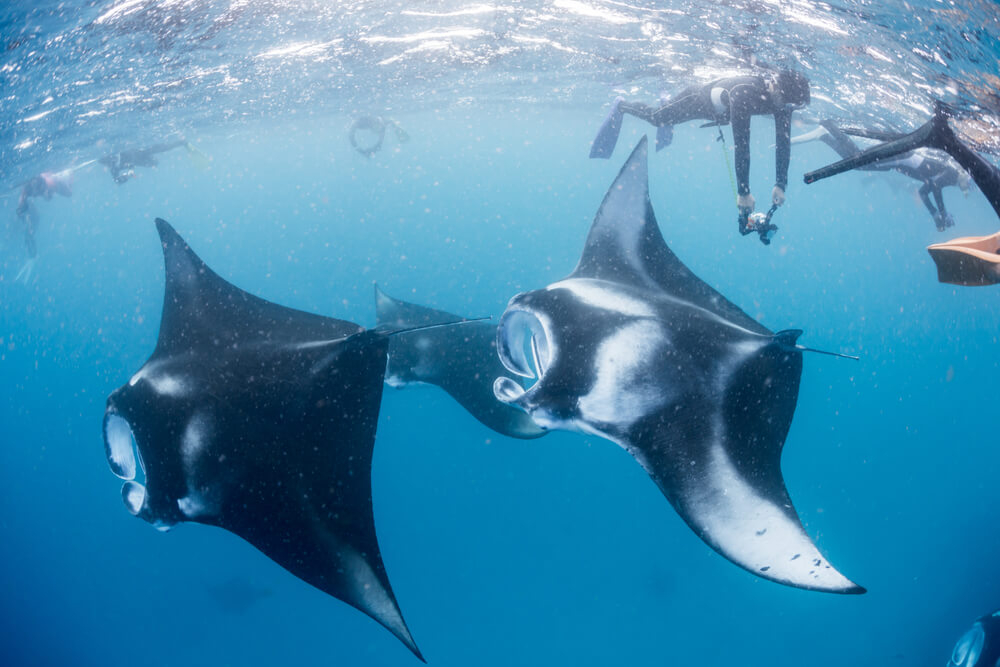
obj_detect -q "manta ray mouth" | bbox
[102,412,147,517]
[494,308,551,408]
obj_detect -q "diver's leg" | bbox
[932,186,953,230]
[806,105,1000,219]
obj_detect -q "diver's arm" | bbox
[729,89,752,197]
[773,109,792,191]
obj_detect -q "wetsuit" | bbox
[618,74,796,200]
[16,174,66,258]
[813,120,968,230]
[100,140,188,184]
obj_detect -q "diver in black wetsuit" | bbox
[805,104,1000,221]
[11,170,74,283]
[794,119,972,231]
[590,69,811,242]
[99,140,190,184]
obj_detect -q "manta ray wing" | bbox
[103,219,423,660]
[572,136,769,336]
[495,139,862,595]
[153,218,362,356]
[626,336,863,593]
[375,285,544,439]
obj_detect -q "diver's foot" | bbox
[15,257,36,285]
[935,212,955,231]
[590,96,625,159]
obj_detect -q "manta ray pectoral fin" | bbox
[572,138,770,335]
[629,339,864,594]
[153,218,363,356]
[103,220,425,659]
[374,285,545,440]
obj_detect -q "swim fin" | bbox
[184,142,211,171]
[804,105,958,184]
[927,232,1000,286]
[589,97,624,159]
[838,126,905,142]
[790,125,830,145]
[655,124,673,151]
[804,104,1000,218]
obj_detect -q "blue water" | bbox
[2,2,1000,666]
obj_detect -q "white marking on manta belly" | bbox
[547,279,656,317]
[181,413,210,475]
[178,412,218,520]
[690,435,854,589]
[129,362,189,397]
[577,320,669,429]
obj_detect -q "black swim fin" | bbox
[804,104,1000,218]
[837,126,905,142]
[804,122,939,183]
[590,97,625,159]
[804,104,957,184]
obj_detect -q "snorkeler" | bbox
[99,140,196,184]
[348,115,410,157]
[793,119,972,231]
[11,170,74,283]
[805,104,1000,286]
[590,68,811,241]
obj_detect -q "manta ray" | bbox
[375,285,545,439]
[493,138,863,594]
[102,218,423,660]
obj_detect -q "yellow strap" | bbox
[717,126,738,200]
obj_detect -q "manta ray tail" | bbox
[773,329,860,361]
[377,317,491,337]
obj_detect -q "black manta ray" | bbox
[102,218,423,660]
[493,138,864,594]
[374,285,545,440]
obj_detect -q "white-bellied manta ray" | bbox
[493,137,864,594]
[102,218,424,660]
[374,284,545,440]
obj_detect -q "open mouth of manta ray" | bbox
[102,412,150,521]
[494,309,551,405]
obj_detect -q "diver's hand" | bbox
[737,193,754,236]
[934,211,955,231]
[15,257,36,285]
[771,185,786,206]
